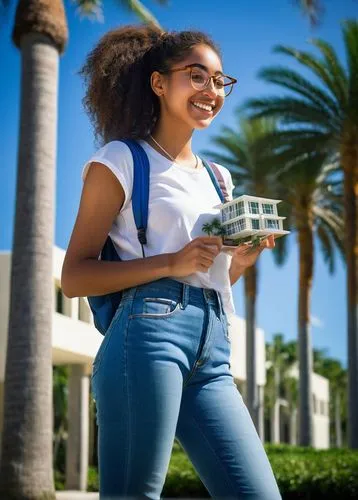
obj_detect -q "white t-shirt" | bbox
[82,140,236,315]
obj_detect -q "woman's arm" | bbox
[61,162,221,298]
[61,162,174,298]
[229,260,246,286]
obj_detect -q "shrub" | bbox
[54,443,358,499]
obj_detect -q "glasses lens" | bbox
[190,67,209,90]
[190,68,234,97]
[216,76,234,97]
[223,79,234,97]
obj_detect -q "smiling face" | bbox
[151,44,226,131]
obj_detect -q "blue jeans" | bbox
[91,278,282,499]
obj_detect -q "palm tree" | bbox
[0,1,164,498]
[203,117,280,435]
[202,222,213,236]
[244,21,358,447]
[205,115,344,446]
[271,148,344,446]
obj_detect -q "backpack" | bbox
[87,139,230,335]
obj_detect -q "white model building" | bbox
[219,194,290,241]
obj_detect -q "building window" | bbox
[251,219,260,230]
[55,285,63,314]
[236,218,246,232]
[226,218,246,235]
[223,204,235,222]
[313,395,317,414]
[249,201,259,214]
[265,219,280,230]
[235,201,245,217]
[263,203,274,214]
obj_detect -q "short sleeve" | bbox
[213,163,235,201]
[81,141,134,211]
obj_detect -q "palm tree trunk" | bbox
[342,141,358,449]
[335,391,343,448]
[244,265,258,430]
[297,213,314,446]
[0,32,59,499]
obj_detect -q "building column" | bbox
[71,297,79,321]
[257,384,265,442]
[290,408,298,445]
[65,364,89,491]
[271,400,280,444]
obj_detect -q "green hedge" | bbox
[56,442,358,499]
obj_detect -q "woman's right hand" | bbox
[169,236,223,277]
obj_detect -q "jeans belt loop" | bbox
[181,282,189,309]
[217,290,225,317]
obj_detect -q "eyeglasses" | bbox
[165,64,237,97]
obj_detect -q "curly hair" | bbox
[78,25,221,146]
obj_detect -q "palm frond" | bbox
[244,96,338,133]
[273,44,345,108]
[313,205,344,234]
[319,226,336,273]
[251,129,336,171]
[73,0,104,21]
[115,0,162,27]
[202,153,249,178]
[294,0,324,27]
[258,66,340,119]
[73,0,164,26]
[315,215,345,273]
[309,38,348,108]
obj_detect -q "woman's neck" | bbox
[149,121,195,164]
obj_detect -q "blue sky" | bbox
[1,0,356,368]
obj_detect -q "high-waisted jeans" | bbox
[91,278,282,499]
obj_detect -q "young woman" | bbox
[62,25,281,500]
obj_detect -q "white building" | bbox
[220,194,290,240]
[0,246,330,491]
[227,316,330,449]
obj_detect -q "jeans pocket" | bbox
[129,297,181,319]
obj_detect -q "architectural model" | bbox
[203,194,290,246]
[221,194,290,245]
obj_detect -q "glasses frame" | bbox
[165,64,237,97]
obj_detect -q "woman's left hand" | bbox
[230,234,275,269]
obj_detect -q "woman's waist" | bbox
[120,277,224,312]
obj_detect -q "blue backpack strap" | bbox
[121,139,150,257]
[87,139,150,336]
[202,159,226,204]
